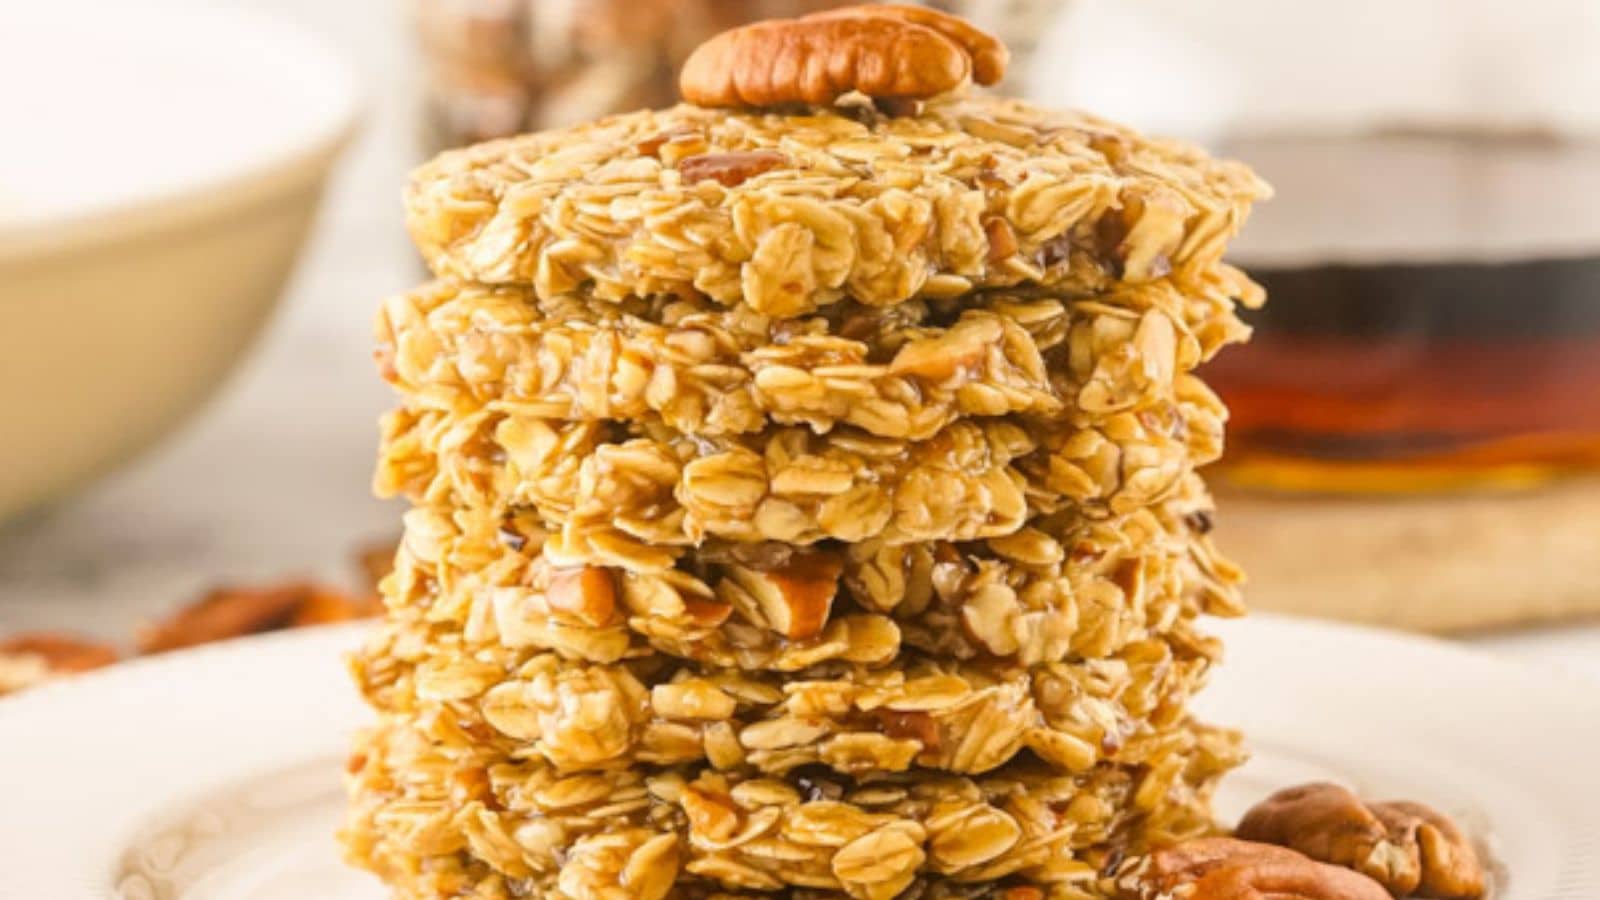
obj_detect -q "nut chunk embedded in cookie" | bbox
[721,551,843,640]
[1237,782,1486,899]
[677,150,788,187]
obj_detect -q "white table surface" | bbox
[1,0,1598,688]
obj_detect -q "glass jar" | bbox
[1030,0,1600,629]
[1210,133,1600,493]
[1034,0,1600,494]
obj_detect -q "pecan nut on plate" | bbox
[1115,836,1392,900]
[1237,782,1486,899]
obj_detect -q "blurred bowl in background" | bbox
[0,2,360,521]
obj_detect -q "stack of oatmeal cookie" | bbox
[343,7,1269,899]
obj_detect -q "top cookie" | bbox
[405,10,1266,317]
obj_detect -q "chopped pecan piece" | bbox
[888,316,1002,380]
[983,215,1018,264]
[1238,783,1485,899]
[682,595,736,628]
[546,567,620,627]
[677,150,788,187]
[729,551,843,639]
[680,783,741,842]
[874,709,940,751]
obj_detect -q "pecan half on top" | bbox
[680,4,1007,109]
[1119,836,1392,900]
[1237,782,1487,899]
[806,4,1009,86]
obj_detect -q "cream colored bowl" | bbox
[0,3,359,520]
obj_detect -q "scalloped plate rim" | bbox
[0,615,1594,897]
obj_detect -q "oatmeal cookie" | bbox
[375,477,1238,670]
[375,268,1256,441]
[405,97,1266,313]
[354,623,1218,776]
[343,715,1242,899]
[376,400,1226,567]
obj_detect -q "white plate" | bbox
[0,616,1595,898]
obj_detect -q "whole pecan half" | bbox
[804,4,1008,86]
[680,4,1005,108]
[1237,782,1486,899]
[1120,837,1391,900]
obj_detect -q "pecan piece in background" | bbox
[139,582,378,653]
[0,633,119,673]
[0,633,119,696]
